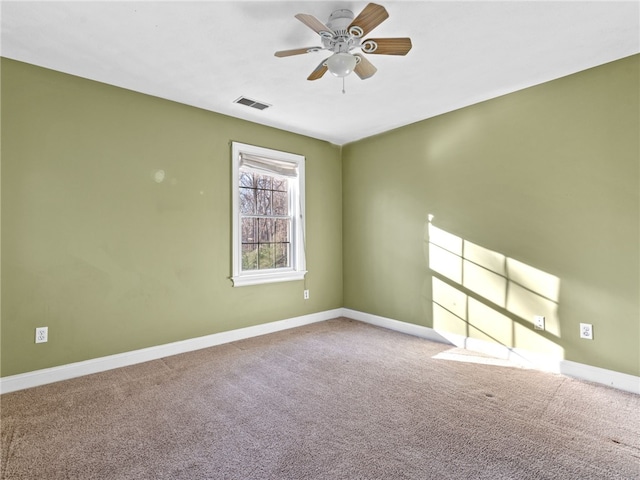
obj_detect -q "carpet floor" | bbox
[1,318,639,479]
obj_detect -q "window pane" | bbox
[239,188,256,214]
[258,244,275,269]
[240,171,255,188]
[275,243,290,268]
[256,174,272,190]
[272,191,288,216]
[274,218,290,243]
[256,189,271,215]
[242,244,258,270]
[241,218,257,243]
[258,218,274,243]
[273,178,287,192]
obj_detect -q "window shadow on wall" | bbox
[425,216,564,365]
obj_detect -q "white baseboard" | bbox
[559,360,640,394]
[343,308,453,344]
[3,307,638,395]
[0,308,342,394]
[343,308,640,395]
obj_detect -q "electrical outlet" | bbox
[35,327,48,344]
[533,315,545,331]
[303,289,310,300]
[580,323,593,340]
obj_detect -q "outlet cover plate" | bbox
[580,323,593,340]
[35,327,48,343]
[534,315,545,330]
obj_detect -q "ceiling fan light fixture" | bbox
[326,52,357,77]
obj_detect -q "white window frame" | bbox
[231,142,306,287]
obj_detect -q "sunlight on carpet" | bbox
[432,347,528,368]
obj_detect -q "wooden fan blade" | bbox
[362,37,412,55]
[275,47,322,58]
[307,58,329,81]
[295,13,333,36]
[354,54,377,80]
[348,3,389,37]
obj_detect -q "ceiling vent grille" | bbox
[234,96,271,111]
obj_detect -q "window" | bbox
[231,142,306,286]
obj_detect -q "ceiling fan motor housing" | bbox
[327,9,354,34]
[323,9,362,53]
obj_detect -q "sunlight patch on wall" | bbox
[432,277,467,336]
[507,258,560,302]
[468,298,513,346]
[464,260,507,307]
[426,218,563,359]
[429,243,462,284]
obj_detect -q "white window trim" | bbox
[231,142,307,287]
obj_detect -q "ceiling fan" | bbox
[275,3,412,85]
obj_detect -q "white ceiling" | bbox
[2,1,639,145]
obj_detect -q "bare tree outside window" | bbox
[239,170,291,271]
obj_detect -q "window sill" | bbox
[231,270,307,287]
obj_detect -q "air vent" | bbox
[234,96,271,111]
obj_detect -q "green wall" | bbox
[343,55,639,376]
[2,55,639,380]
[1,58,343,377]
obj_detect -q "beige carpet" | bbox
[1,318,639,479]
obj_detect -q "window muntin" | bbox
[231,142,306,286]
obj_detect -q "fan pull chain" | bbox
[342,76,346,94]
